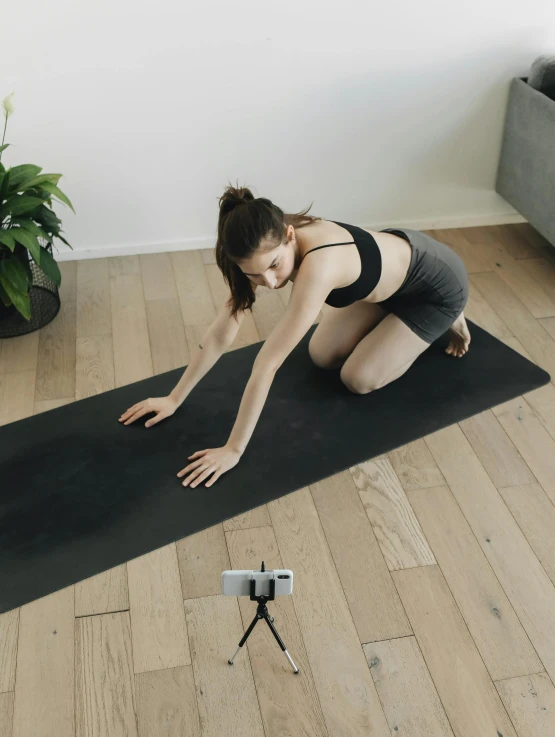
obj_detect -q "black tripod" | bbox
[228,562,299,674]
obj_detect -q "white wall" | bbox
[2,0,554,261]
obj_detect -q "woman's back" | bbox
[294,219,413,304]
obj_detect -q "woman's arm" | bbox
[170,293,251,406]
[226,264,332,452]
[226,368,276,453]
[178,257,338,488]
[119,291,252,428]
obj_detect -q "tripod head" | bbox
[250,561,276,602]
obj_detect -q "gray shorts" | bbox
[378,228,469,344]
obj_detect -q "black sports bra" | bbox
[301,220,382,308]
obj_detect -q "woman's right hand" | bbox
[118,396,178,428]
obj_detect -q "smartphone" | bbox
[222,569,294,597]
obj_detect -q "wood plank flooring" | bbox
[1,222,555,736]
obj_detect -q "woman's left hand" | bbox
[177,445,242,488]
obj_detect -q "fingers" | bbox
[119,401,147,423]
[205,470,222,487]
[145,412,166,428]
[187,465,217,488]
[123,402,142,416]
[182,464,209,485]
[119,400,166,427]
[121,407,150,425]
[177,459,204,478]
[177,448,227,488]
[180,462,216,487]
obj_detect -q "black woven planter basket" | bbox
[0,242,61,339]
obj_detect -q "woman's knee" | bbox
[341,353,420,394]
[339,364,379,394]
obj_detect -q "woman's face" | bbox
[237,225,298,290]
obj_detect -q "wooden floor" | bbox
[1,222,555,736]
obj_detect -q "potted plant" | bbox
[0,92,75,336]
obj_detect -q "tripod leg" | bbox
[283,649,300,675]
[263,614,300,674]
[228,612,260,665]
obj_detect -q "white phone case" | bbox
[222,569,294,597]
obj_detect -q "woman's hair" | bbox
[215,180,322,318]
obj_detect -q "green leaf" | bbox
[9,228,41,263]
[38,181,75,213]
[34,245,61,286]
[33,187,57,204]
[0,162,5,174]
[0,170,9,200]
[23,191,54,209]
[13,219,51,243]
[18,173,62,191]
[0,279,13,307]
[54,232,73,250]
[0,272,31,319]
[34,204,61,234]
[7,164,42,191]
[0,195,45,219]
[0,144,9,154]
[0,231,16,251]
[0,255,29,294]
[7,189,51,214]
[21,250,33,285]
[11,196,46,216]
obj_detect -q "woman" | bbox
[119,184,470,488]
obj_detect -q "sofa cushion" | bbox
[528,54,555,100]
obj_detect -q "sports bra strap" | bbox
[303,240,356,256]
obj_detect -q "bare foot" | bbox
[446,312,471,357]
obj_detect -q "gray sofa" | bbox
[495,55,555,247]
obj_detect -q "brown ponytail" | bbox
[215,180,321,319]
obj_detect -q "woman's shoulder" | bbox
[299,219,355,253]
[295,220,361,290]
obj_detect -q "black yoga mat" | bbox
[0,320,550,614]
